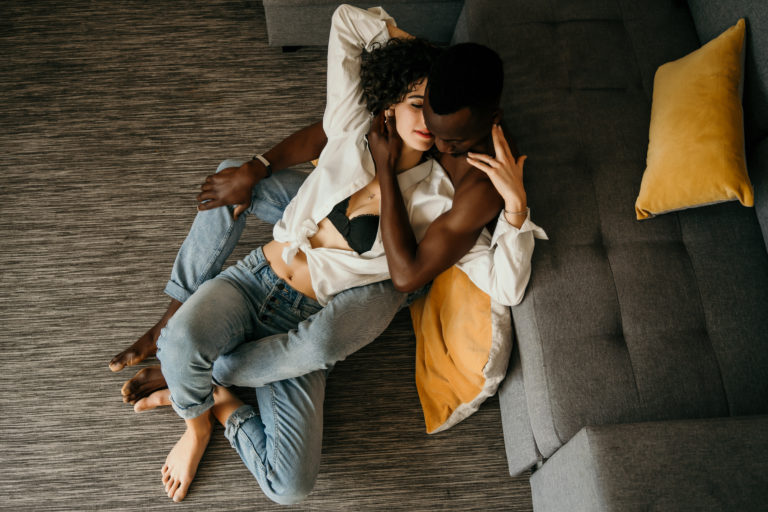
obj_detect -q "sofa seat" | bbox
[530,416,768,511]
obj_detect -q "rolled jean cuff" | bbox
[224,404,259,446]
[170,391,215,420]
[164,280,192,303]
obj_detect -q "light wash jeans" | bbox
[158,160,407,504]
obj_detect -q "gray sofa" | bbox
[263,0,768,509]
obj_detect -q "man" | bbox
[111,33,540,503]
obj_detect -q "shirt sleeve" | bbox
[323,4,393,139]
[485,209,548,306]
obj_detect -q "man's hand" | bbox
[196,159,268,220]
[367,110,401,176]
[466,124,528,227]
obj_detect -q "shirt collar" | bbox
[396,158,434,191]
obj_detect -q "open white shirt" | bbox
[272,4,547,306]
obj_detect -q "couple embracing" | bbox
[109,4,546,504]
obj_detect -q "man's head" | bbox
[424,43,503,155]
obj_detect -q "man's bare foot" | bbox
[122,365,167,404]
[109,299,182,372]
[134,388,171,413]
[162,411,214,502]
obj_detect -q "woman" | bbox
[152,5,444,504]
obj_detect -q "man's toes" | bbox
[111,348,144,372]
[109,353,129,372]
[122,366,165,401]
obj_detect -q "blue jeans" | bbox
[159,160,407,504]
[158,248,325,504]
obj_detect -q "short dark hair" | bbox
[427,42,503,115]
[360,38,442,115]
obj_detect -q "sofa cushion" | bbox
[409,266,513,434]
[688,0,768,145]
[530,416,768,511]
[635,19,753,220]
[455,0,768,462]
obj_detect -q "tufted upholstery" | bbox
[453,0,768,473]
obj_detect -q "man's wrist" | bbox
[252,154,273,178]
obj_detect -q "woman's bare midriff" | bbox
[262,241,316,299]
[263,177,382,301]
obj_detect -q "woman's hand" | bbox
[196,160,267,220]
[386,22,414,40]
[367,110,402,177]
[466,124,528,226]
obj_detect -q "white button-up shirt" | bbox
[272,4,547,306]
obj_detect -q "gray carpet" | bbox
[0,1,533,510]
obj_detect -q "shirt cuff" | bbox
[490,208,549,247]
[356,6,394,51]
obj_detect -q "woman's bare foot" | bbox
[109,299,182,372]
[162,411,214,502]
[121,365,167,404]
[134,388,171,413]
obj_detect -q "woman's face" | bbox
[388,79,434,153]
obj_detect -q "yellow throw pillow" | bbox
[409,265,512,434]
[635,18,753,220]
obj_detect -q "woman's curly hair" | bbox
[360,37,442,115]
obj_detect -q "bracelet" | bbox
[252,154,273,178]
[504,207,529,216]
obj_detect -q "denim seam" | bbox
[268,383,282,479]
[194,216,237,291]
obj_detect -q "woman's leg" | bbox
[156,247,322,502]
[110,162,307,372]
[213,280,406,388]
[218,372,327,505]
[136,374,328,506]
[153,274,257,502]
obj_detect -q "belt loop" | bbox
[292,294,303,310]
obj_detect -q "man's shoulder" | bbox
[451,168,503,212]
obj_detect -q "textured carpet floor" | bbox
[0,1,533,510]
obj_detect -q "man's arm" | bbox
[380,166,504,292]
[196,120,327,218]
[369,112,504,290]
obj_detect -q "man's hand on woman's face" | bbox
[196,160,266,220]
[367,110,402,176]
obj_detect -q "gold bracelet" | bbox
[504,207,529,216]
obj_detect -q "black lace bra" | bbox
[326,196,379,254]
